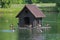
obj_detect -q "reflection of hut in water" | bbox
[16,4,45,28]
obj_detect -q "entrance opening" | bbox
[24,17,30,25]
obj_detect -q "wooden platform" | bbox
[18,26,51,29]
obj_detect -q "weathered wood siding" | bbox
[18,7,35,27]
[33,18,42,27]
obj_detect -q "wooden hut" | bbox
[16,4,45,28]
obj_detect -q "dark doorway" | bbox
[24,17,30,25]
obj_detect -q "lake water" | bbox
[0,29,60,40]
[17,28,44,40]
[17,28,60,40]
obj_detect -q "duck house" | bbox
[16,4,45,28]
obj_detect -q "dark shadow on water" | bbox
[18,29,32,40]
[17,28,45,40]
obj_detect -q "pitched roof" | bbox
[16,4,45,18]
